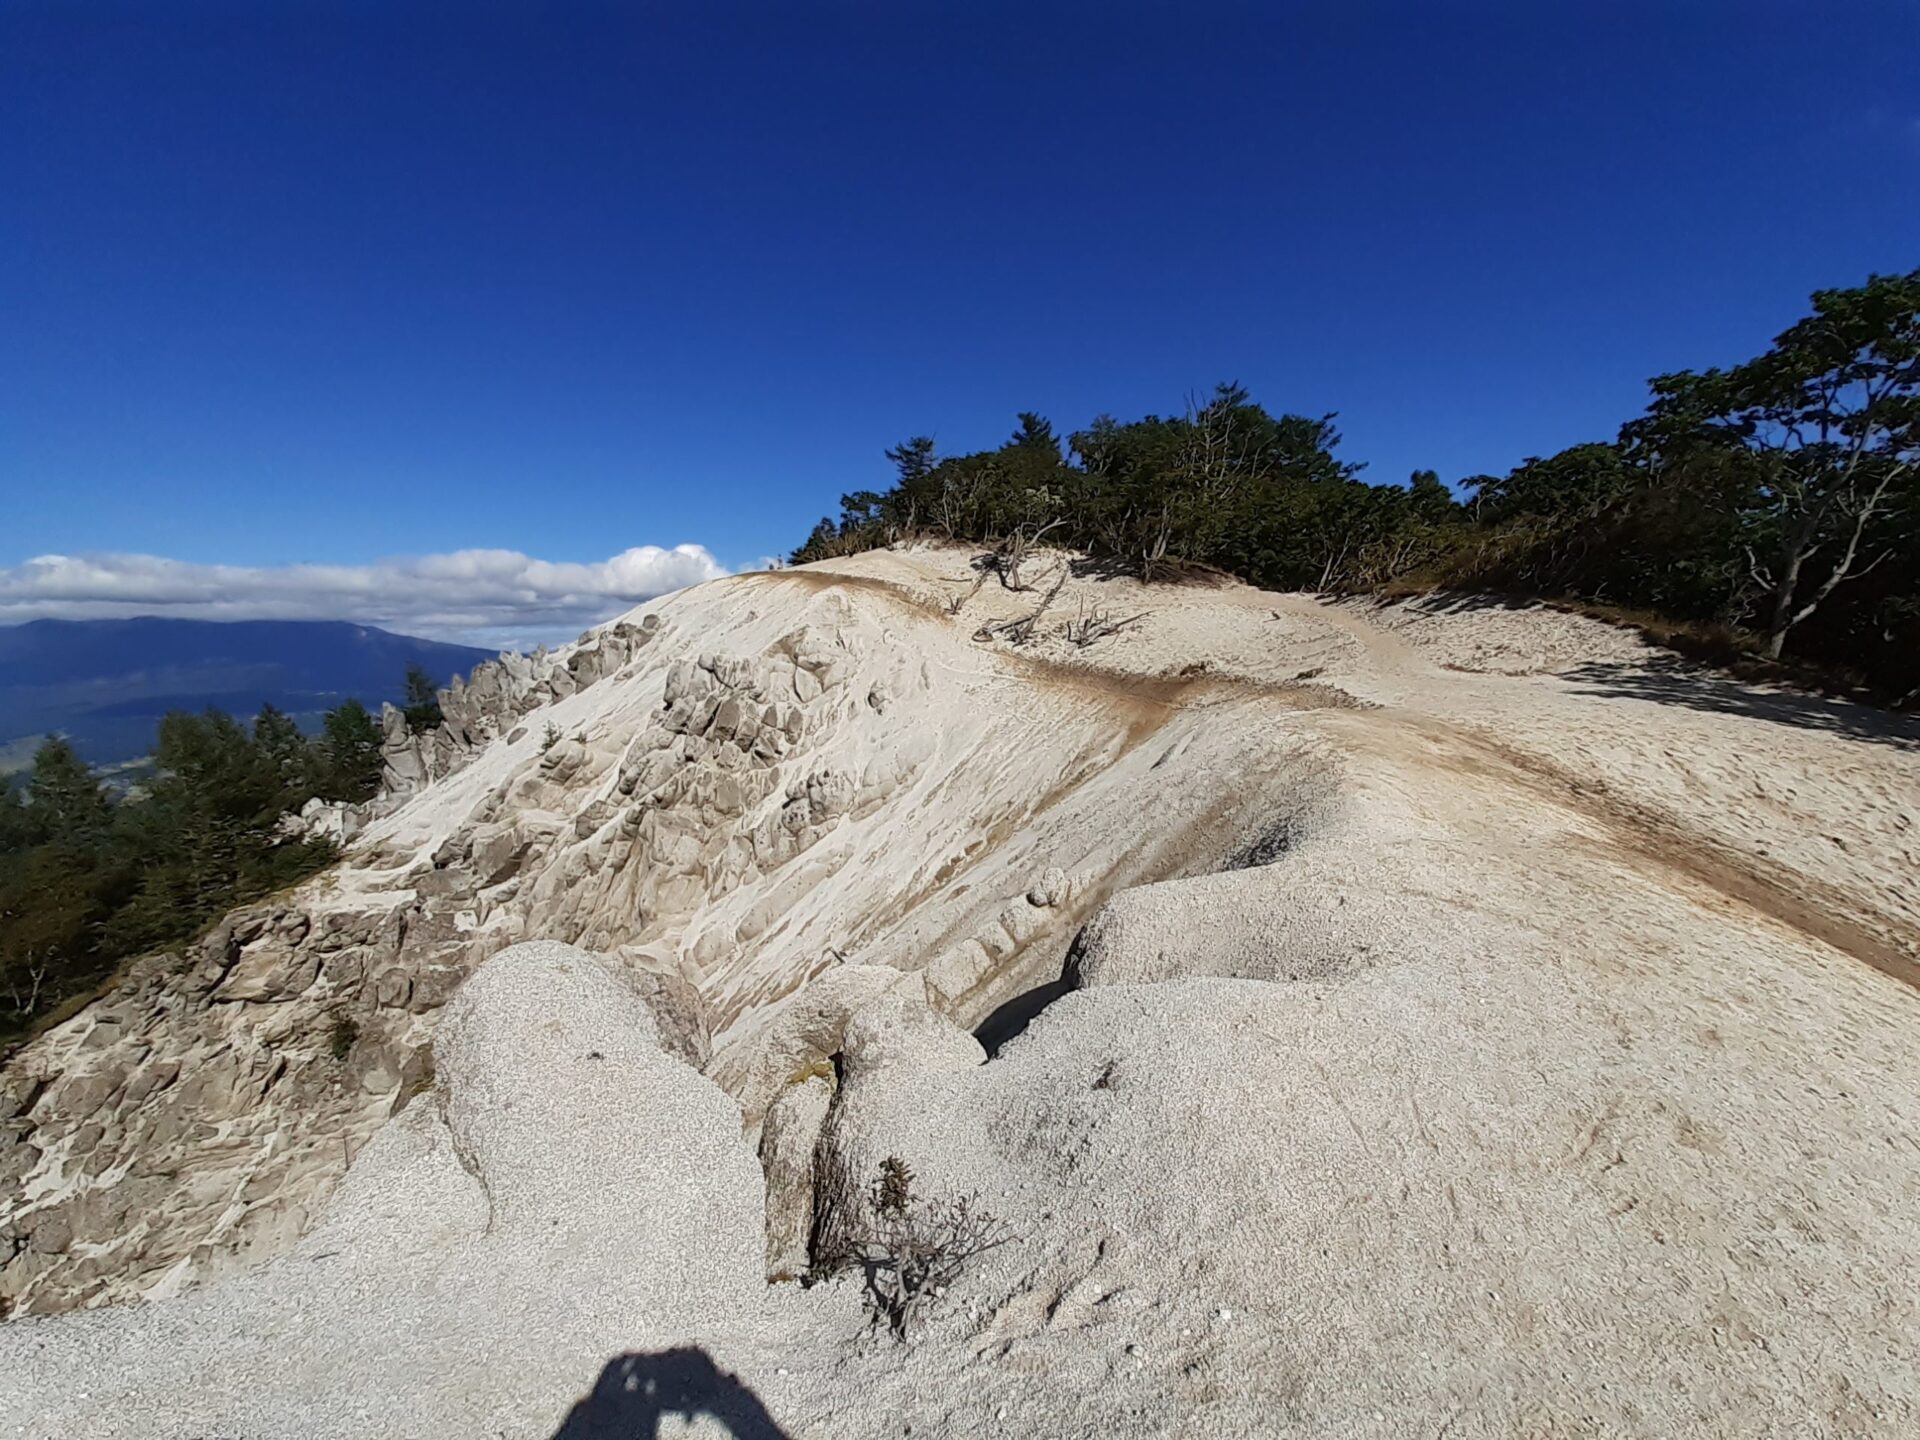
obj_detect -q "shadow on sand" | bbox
[550,1347,791,1439]
[1561,657,1920,752]
[1350,591,1920,750]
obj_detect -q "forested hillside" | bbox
[0,700,387,1048]
[795,271,1919,701]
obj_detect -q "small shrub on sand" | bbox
[846,1157,1011,1338]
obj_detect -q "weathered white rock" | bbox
[0,942,782,1439]
[6,546,1919,1440]
[435,942,759,1280]
[757,1070,834,1281]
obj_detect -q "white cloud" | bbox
[0,545,730,649]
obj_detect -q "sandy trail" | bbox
[868,548,1920,991]
[1289,592,1919,986]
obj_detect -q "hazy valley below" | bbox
[0,618,494,770]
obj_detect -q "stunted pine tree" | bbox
[884,435,938,483]
[402,663,443,734]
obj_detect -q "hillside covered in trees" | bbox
[0,698,390,1049]
[795,271,1920,702]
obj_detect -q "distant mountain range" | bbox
[0,618,496,770]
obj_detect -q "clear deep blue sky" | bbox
[6,1,1918,576]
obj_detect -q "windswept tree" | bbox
[2,742,121,1024]
[883,435,938,484]
[1469,443,1638,526]
[253,703,315,803]
[25,737,112,838]
[784,289,1920,697]
[836,490,892,533]
[402,663,444,733]
[1628,268,1920,658]
[1405,470,1458,525]
[3,705,361,1041]
[791,517,840,564]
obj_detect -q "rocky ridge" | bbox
[4,546,1919,1438]
[1,561,1301,1315]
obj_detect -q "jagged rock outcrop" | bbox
[1,942,786,1438]
[0,840,704,1317]
[3,568,1291,1314]
[0,890,448,1315]
[280,797,368,847]
[379,614,666,797]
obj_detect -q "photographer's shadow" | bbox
[550,1346,791,1439]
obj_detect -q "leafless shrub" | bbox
[994,518,1066,592]
[327,1013,360,1061]
[971,563,1071,646]
[1062,602,1146,648]
[847,1157,1011,1338]
[975,597,1056,647]
[974,612,1041,646]
[947,568,990,617]
[3,956,50,1021]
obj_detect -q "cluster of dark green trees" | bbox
[0,698,387,1047]
[796,270,1919,700]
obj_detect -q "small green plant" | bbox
[328,1014,360,1060]
[783,1056,836,1089]
[541,721,561,752]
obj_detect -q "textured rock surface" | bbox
[2,562,1287,1314]
[757,1070,834,1281]
[809,980,988,1267]
[378,613,667,798]
[433,941,758,1282]
[0,943,788,1439]
[4,546,1920,1439]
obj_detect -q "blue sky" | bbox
[3,1,1917,642]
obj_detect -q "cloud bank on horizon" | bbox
[0,545,732,650]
